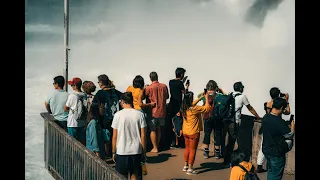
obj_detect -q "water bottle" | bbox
[141,162,148,175]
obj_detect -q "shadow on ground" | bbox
[147,153,176,164]
[195,162,226,174]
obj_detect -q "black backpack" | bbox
[236,164,260,180]
[99,89,120,122]
[211,92,242,120]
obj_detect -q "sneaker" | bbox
[214,152,222,159]
[256,165,267,173]
[203,151,209,159]
[186,169,198,175]
[182,166,188,172]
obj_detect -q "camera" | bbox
[279,93,286,98]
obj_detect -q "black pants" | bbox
[54,120,67,132]
[222,120,239,163]
[115,154,142,180]
[203,118,223,146]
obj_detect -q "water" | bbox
[25,0,294,179]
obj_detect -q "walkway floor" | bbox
[107,148,294,180]
[143,148,294,180]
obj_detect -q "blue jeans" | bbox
[68,127,85,144]
[265,155,286,180]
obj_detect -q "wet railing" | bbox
[41,112,126,180]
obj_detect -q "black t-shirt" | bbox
[168,79,185,114]
[93,88,122,105]
[262,113,291,157]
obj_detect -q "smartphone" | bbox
[186,80,190,86]
[204,88,207,95]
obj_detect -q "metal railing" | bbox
[41,112,126,180]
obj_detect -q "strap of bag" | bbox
[236,164,250,173]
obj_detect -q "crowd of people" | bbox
[44,67,294,180]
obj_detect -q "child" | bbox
[230,149,258,180]
[171,111,183,148]
[86,102,106,160]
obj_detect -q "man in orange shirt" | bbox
[145,71,169,153]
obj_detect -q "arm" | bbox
[64,95,73,112]
[44,101,52,114]
[192,93,205,106]
[193,93,211,113]
[141,127,147,154]
[140,114,147,159]
[243,95,261,119]
[139,89,155,108]
[246,104,261,119]
[112,128,118,154]
[111,114,119,157]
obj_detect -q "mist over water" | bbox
[25,0,294,179]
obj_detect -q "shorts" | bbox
[115,154,142,179]
[148,117,165,131]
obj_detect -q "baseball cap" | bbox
[68,77,82,86]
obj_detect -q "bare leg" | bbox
[150,130,158,153]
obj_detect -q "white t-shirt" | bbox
[66,92,87,127]
[111,108,147,155]
[234,91,250,123]
[224,91,250,123]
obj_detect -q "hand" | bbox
[150,102,156,107]
[112,154,116,163]
[205,92,209,99]
[141,153,147,162]
[285,93,289,102]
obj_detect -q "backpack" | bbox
[99,89,120,122]
[211,92,242,120]
[236,164,260,180]
[71,94,88,121]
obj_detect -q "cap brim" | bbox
[68,81,73,85]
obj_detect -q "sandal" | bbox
[186,169,198,175]
[182,166,188,172]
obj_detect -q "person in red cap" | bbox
[64,77,87,145]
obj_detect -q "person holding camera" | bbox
[262,97,294,180]
[198,80,227,159]
[181,90,211,175]
[256,87,290,173]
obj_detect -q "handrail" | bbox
[41,112,126,180]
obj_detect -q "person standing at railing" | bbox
[256,87,290,173]
[82,81,96,112]
[112,92,147,180]
[222,82,262,168]
[86,102,105,159]
[44,75,69,131]
[262,97,294,180]
[64,77,87,145]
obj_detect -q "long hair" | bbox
[86,102,100,127]
[180,91,194,119]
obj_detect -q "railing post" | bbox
[44,119,49,169]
